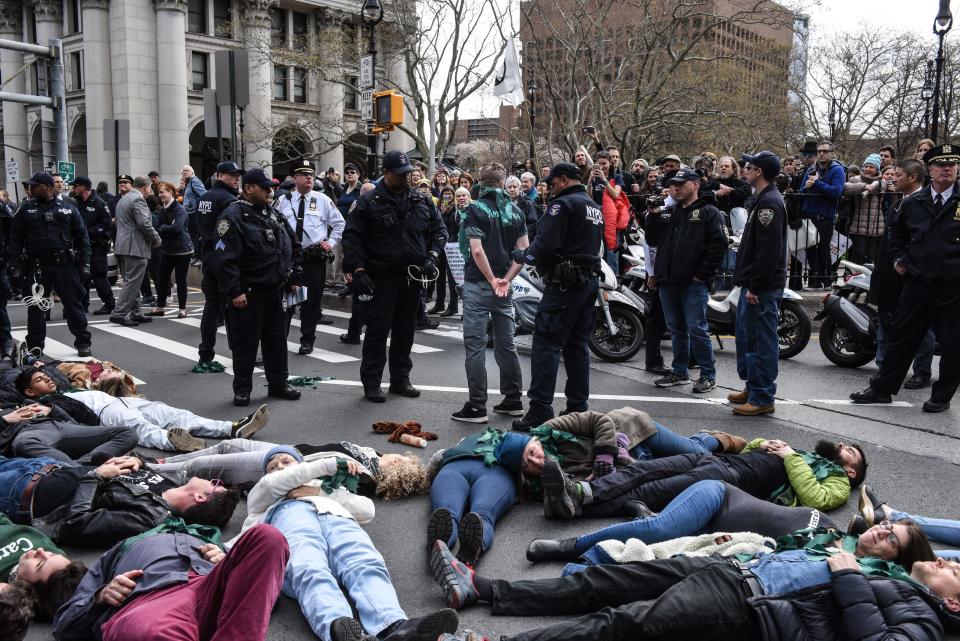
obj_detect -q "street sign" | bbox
[56,160,75,184]
[360,89,373,121]
[5,159,19,184]
[202,89,232,138]
[359,55,374,89]
[103,118,130,152]
[215,50,250,107]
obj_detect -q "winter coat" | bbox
[844,177,896,237]
[644,193,727,285]
[542,407,658,479]
[156,201,194,255]
[742,439,850,511]
[798,160,845,221]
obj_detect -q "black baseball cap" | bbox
[740,151,781,177]
[343,162,360,174]
[118,174,134,185]
[545,163,581,182]
[666,168,701,184]
[23,172,55,187]
[292,159,315,176]
[242,168,273,189]
[382,150,414,175]
[147,170,160,178]
[70,176,93,188]
[922,143,960,165]
[216,161,243,175]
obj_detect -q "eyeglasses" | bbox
[345,170,358,174]
[879,520,902,552]
[817,149,832,154]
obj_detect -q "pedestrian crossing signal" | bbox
[373,90,404,133]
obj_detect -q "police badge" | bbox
[217,220,230,236]
[757,209,774,227]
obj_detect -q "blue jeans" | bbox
[266,500,405,641]
[574,479,727,554]
[604,250,619,275]
[658,282,715,379]
[876,325,935,379]
[430,458,517,552]
[629,423,717,460]
[462,280,523,407]
[889,509,960,553]
[735,289,782,406]
[0,456,65,522]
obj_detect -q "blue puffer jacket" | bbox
[749,570,960,641]
[799,160,846,221]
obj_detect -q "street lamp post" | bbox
[828,98,836,142]
[922,60,935,138]
[361,0,384,178]
[526,78,537,161]
[931,0,952,142]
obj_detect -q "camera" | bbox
[582,126,596,135]
[646,195,665,209]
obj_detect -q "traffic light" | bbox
[373,90,403,132]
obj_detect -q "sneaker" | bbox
[232,404,270,438]
[167,427,206,452]
[77,345,92,358]
[451,403,488,424]
[654,372,690,387]
[430,540,480,610]
[692,377,716,393]
[492,399,524,416]
[427,508,457,551]
[540,459,582,520]
[380,609,459,641]
[330,617,377,641]
[457,512,485,566]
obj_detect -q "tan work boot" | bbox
[703,430,748,453]
[732,402,775,416]
[727,389,749,404]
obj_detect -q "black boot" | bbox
[526,537,578,563]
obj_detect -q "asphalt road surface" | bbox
[17,285,960,641]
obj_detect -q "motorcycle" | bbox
[815,260,877,368]
[706,286,811,359]
[512,260,647,363]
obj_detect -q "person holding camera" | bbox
[590,151,625,274]
[644,169,727,393]
[342,151,447,403]
[277,160,346,355]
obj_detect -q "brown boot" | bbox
[703,430,748,453]
[727,389,748,404]
[732,402,775,416]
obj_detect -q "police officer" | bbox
[729,151,786,417]
[276,159,345,354]
[0,189,14,360]
[851,143,960,413]
[194,161,242,371]
[9,172,92,356]
[213,168,303,406]
[341,150,447,402]
[70,176,115,315]
[509,162,603,430]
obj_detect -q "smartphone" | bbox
[582,126,595,135]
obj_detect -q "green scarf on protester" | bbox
[472,425,577,468]
[457,187,521,258]
[120,517,223,553]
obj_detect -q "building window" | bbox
[191,52,209,91]
[293,68,307,103]
[273,64,288,100]
[270,8,287,47]
[66,0,82,34]
[213,0,232,38]
[33,62,46,95]
[69,51,83,90]
[291,11,308,48]
[344,76,358,110]
[187,0,206,34]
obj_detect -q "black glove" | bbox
[80,265,92,287]
[511,249,529,265]
[420,256,439,279]
[354,271,375,299]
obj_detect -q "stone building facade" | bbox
[0,0,411,188]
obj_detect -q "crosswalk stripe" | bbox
[93,324,249,376]
[172,318,358,363]
[287,318,441,354]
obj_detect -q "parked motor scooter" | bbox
[815,260,877,368]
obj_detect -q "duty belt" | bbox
[18,463,61,523]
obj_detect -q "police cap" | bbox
[24,172,55,187]
[382,150,414,175]
[545,163,581,182]
[242,168,274,189]
[740,151,781,178]
[666,168,701,185]
[70,176,93,189]
[922,143,960,165]
[118,174,134,185]
[291,159,315,176]
[216,161,243,176]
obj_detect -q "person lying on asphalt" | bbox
[858,484,960,558]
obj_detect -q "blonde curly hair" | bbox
[376,454,429,501]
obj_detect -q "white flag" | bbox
[492,37,524,106]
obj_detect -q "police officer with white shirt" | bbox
[276,159,346,355]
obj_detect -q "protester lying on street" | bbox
[0,514,88,641]
[0,454,239,547]
[0,402,137,464]
[53,523,289,641]
[429,545,960,641]
[55,359,140,394]
[15,368,268,452]
[223,448,457,641]
[525,480,934,575]
[536,434,867,520]
[138,440,428,498]
[859,484,960,556]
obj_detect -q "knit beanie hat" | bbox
[262,445,303,473]
[494,432,532,473]
[863,154,882,170]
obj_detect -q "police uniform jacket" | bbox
[196,181,239,249]
[342,181,446,276]
[734,184,787,292]
[10,196,91,266]
[644,193,726,284]
[276,189,346,249]
[521,183,602,273]
[889,181,960,281]
[213,198,303,299]
[76,193,113,247]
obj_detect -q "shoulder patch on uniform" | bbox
[757,209,774,227]
[217,220,230,236]
[215,240,225,251]
[548,204,561,217]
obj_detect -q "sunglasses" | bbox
[817,149,832,154]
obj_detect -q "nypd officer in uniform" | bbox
[195,161,243,371]
[213,168,303,406]
[852,143,960,413]
[9,171,92,356]
[341,150,447,402]
[276,159,345,354]
[70,176,115,315]
[509,162,603,430]
[729,151,787,417]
